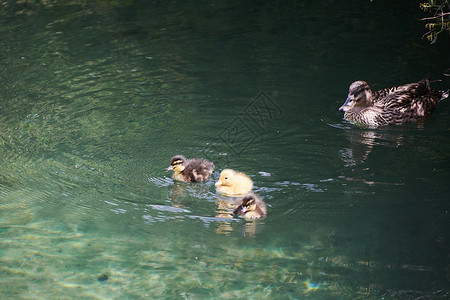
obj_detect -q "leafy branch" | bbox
[419,0,450,43]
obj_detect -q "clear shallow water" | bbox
[1,1,450,299]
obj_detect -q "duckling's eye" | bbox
[224,177,228,180]
[245,200,255,206]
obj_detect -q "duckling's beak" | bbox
[166,165,173,171]
[215,181,222,187]
[339,96,352,112]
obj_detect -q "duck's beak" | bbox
[215,180,222,187]
[166,165,173,171]
[339,96,352,112]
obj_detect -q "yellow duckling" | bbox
[166,155,214,182]
[233,193,267,220]
[215,169,253,196]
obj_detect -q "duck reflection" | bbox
[166,180,237,236]
[168,181,189,207]
[339,128,406,166]
[214,196,235,235]
[168,180,214,208]
[241,221,263,237]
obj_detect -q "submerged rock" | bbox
[97,273,109,282]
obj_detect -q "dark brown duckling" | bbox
[166,155,214,182]
[339,79,448,127]
[233,193,267,220]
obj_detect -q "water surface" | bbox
[1,1,449,299]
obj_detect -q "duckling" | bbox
[166,155,214,182]
[233,193,267,220]
[339,79,449,127]
[215,169,253,196]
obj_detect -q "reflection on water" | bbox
[164,181,264,237]
[338,126,412,166]
[214,197,235,235]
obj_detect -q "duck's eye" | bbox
[354,88,368,100]
[224,177,228,180]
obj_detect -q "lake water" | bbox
[1,1,449,299]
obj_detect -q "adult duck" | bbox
[339,79,448,127]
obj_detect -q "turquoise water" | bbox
[1,1,449,299]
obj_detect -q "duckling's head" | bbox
[166,155,186,173]
[339,81,373,112]
[238,195,257,214]
[215,169,235,187]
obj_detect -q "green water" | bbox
[1,1,449,299]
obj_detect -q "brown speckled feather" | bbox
[168,155,214,182]
[182,158,214,182]
[374,80,442,125]
[341,79,448,127]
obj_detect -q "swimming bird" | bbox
[233,193,267,220]
[339,79,448,127]
[215,169,253,196]
[166,155,214,182]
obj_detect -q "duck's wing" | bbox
[184,159,215,182]
[374,79,441,123]
[374,79,430,106]
[393,79,430,97]
[393,79,448,102]
[252,196,267,217]
[255,206,266,218]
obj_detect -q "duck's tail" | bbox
[440,89,449,102]
[428,79,449,102]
